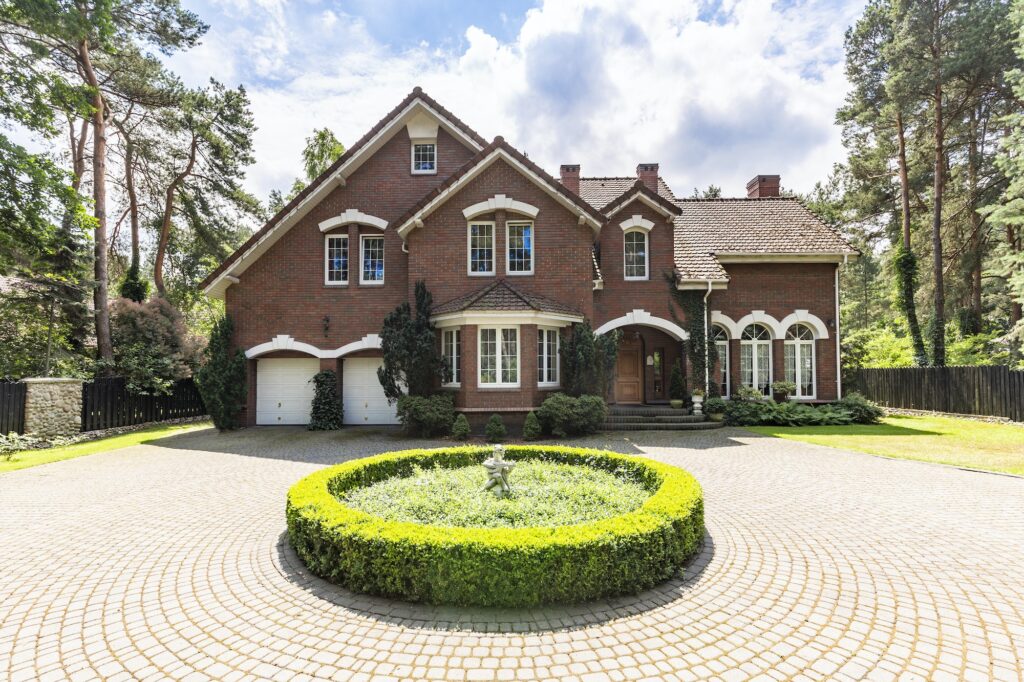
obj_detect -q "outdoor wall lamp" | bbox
[322,315,330,337]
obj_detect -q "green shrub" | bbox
[451,413,471,440]
[771,381,796,397]
[724,399,771,426]
[522,411,542,440]
[308,370,343,430]
[396,394,454,437]
[195,315,247,431]
[736,386,765,401]
[703,396,726,415]
[485,414,507,442]
[669,362,686,400]
[836,392,884,424]
[536,393,607,437]
[286,445,704,607]
[725,399,856,426]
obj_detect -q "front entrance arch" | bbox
[595,309,689,341]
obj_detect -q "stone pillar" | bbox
[22,377,84,437]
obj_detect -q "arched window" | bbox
[623,230,648,280]
[711,325,729,397]
[740,323,772,396]
[785,324,816,398]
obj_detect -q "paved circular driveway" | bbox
[1,427,1022,682]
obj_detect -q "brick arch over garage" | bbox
[595,309,689,342]
[244,334,383,359]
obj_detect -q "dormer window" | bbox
[412,141,436,174]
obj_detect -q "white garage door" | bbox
[343,357,399,425]
[256,358,319,425]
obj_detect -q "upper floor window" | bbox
[361,235,384,284]
[468,222,495,275]
[784,324,815,399]
[506,221,534,275]
[479,326,519,387]
[412,141,436,174]
[712,325,729,397]
[442,329,461,386]
[624,229,648,280]
[325,234,348,285]
[740,323,772,396]
[537,327,559,386]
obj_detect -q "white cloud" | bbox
[169,0,867,201]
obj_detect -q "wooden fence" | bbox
[0,381,26,435]
[854,366,1024,422]
[81,377,206,432]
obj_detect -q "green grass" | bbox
[747,414,1024,475]
[0,421,212,474]
[342,460,650,528]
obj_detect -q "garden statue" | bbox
[482,445,515,497]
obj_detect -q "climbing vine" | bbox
[666,274,719,396]
[892,245,929,366]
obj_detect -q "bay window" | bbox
[479,327,519,387]
[784,324,816,398]
[442,329,461,386]
[740,324,772,396]
[537,327,559,386]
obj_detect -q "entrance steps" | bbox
[601,405,724,431]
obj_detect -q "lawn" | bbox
[747,414,1024,476]
[0,421,212,474]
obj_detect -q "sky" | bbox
[166,0,869,202]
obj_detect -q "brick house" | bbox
[201,88,857,427]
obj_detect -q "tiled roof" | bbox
[433,279,583,318]
[579,177,678,209]
[671,198,858,280]
[600,179,681,218]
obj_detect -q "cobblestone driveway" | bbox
[1,426,1022,682]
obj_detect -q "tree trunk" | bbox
[896,111,929,364]
[154,136,198,295]
[966,107,983,335]
[930,45,946,367]
[123,134,140,270]
[79,39,114,366]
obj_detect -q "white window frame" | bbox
[411,139,437,175]
[467,221,496,276]
[712,325,729,398]
[740,324,773,396]
[506,220,535,276]
[478,326,520,388]
[324,233,349,286]
[442,328,461,387]
[360,234,385,285]
[537,327,560,387]
[623,228,649,281]
[784,324,817,400]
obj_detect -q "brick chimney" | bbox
[746,174,781,198]
[637,163,659,192]
[559,164,580,195]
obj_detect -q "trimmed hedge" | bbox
[286,445,704,607]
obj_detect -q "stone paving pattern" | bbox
[1,426,1022,681]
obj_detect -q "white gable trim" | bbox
[246,334,383,359]
[397,148,602,239]
[620,215,655,232]
[594,309,689,341]
[605,191,678,219]
[203,97,483,299]
[778,310,830,339]
[463,195,540,220]
[319,209,388,232]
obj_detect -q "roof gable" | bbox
[201,87,486,298]
[432,279,582,318]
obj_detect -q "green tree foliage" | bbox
[105,296,200,394]
[395,394,455,437]
[118,262,150,303]
[560,322,620,397]
[269,128,345,212]
[378,281,445,402]
[522,411,542,441]
[308,371,343,430]
[195,315,247,430]
[451,413,471,441]
[485,414,507,443]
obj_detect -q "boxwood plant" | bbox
[286,445,704,607]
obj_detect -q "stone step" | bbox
[604,414,706,424]
[608,405,691,416]
[599,421,724,431]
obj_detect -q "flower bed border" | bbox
[286,445,704,607]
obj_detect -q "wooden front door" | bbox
[615,338,643,404]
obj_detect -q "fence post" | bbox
[22,378,84,437]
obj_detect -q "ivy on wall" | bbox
[666,274,719,396]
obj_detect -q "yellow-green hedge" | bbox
[286,445,704,607]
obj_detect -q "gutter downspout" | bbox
[704,280,713,394]
[836,256,846,399]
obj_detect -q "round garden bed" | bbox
[286,446,704,607]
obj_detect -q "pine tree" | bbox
[377,281,445,402]
[195,315,247,430]
[308,370,343,430]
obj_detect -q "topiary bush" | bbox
[286,445,704,607]
[485,413,507,442]
[522,411,542,440]
[451,413,471,440]
[704,396,726,415]
[195,315,247,431]
[396,394,455,437]
[836,392,884,424]
[308,370,343,430]
[536,393,607,437]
